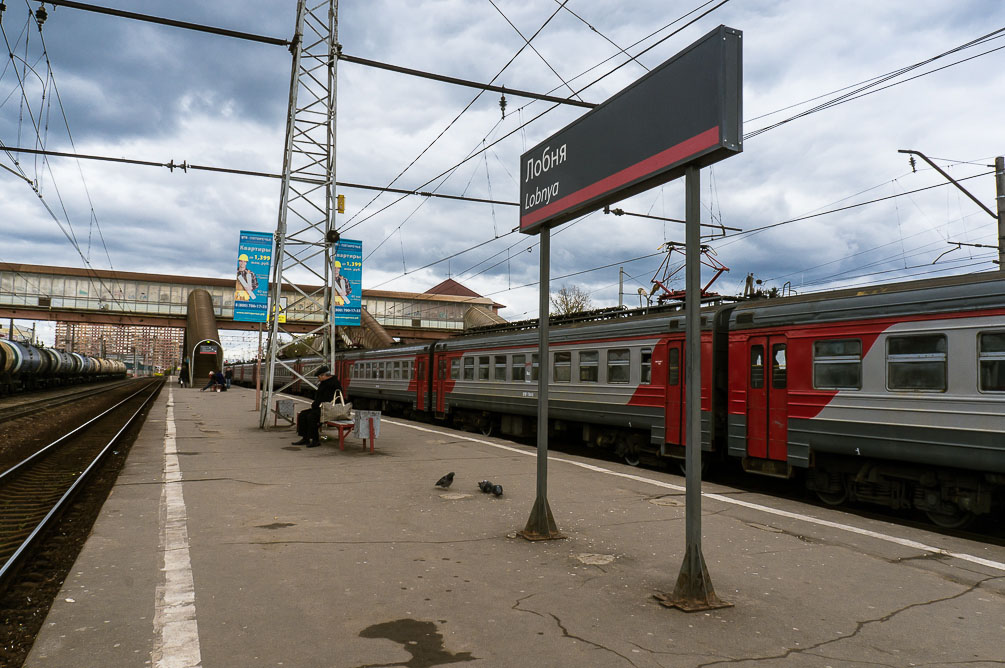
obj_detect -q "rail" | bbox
[0,378,162,589]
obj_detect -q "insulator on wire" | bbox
[35,3,47,26]
[499,90,507,119]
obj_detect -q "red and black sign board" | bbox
[519,25,742,235]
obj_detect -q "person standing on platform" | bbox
[224,367,233,389]
[291,366,342,448]
[179,361,189,387]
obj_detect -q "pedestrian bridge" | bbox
[0,262,504,341]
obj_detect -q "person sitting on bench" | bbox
[291,366,342,448]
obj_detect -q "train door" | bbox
[664,342,685,446]
[416,358,427,411]
[746,336,788,461]
[433,355,448,414]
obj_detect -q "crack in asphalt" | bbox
[510,594,641,667]
[547,612,642,667]
[692,575,1003,667]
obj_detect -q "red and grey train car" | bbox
[233,272,1005,526]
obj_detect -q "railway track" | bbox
[0,377,162,588]
[0,379,139,422]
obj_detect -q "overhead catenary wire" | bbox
[0,143,521,207]
[343,0,735,235]
[0,8,147,323]
[743,28,1005,140]
[341,0,572,230]
[486,0,583,102]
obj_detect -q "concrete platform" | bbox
[26,384,1005,667]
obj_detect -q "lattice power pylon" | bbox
[260,0,340,428]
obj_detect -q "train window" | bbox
[608,349,630,384]
[554,351,571,382]
[512,354,526,382]
[393,361,401,380]
[978,332,1005,392]
[478,356,490,380]
[450,359,460,380]
[750,345,765,388]
[640,348,652,384]
[406,360,413,379]
[887,334,946,391]
[379,362,386,379]
[667,348,680,386]
[463,357,474,380]
[494,355,507,381]
[531,354,539,381]
[772,344,787,388]
[813,339,861,389]
[579,350,599,382]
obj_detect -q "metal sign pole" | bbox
[519,226,561,540]
[255,322,262,411]
[658,166,730,611]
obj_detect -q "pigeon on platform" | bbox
[435,472,455,489]
[491,484,503,497]
[477,480,493,493]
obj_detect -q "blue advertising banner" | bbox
[333,239,362,326]
[233,230,273,322]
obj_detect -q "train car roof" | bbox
[431,305,726,353]
[339,343,432,360]
[728,271,1005,330]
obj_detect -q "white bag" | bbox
[321,390,352,421]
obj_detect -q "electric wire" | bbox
[553,0,649,73]
[0,7,140,322]
[744,28,1005,140]
[487,0,582,102]
[342,0,732,235]
[341,1,570,230]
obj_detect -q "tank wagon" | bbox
[229,272,1005,527]
[0,339,127,394]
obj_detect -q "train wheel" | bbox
[480,422,494,437]
[678,458,709,476]
[815,488,848,506]
[623,452,640,467]
[926,508,974,530]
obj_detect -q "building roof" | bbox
[425,278,483,298]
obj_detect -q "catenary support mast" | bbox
[261,0,340,428]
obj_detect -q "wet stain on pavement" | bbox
[281,446,301,451]
[255,522,296,530]
[356,619,475,667]
[175,452,201,456]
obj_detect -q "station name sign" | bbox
[519,25,742,235]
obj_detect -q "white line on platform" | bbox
[152,388,203,668]
[384,418,1005,573]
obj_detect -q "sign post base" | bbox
[517,496,563,541]
[655,544,732,612]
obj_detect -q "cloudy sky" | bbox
[1,1,1003,354]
